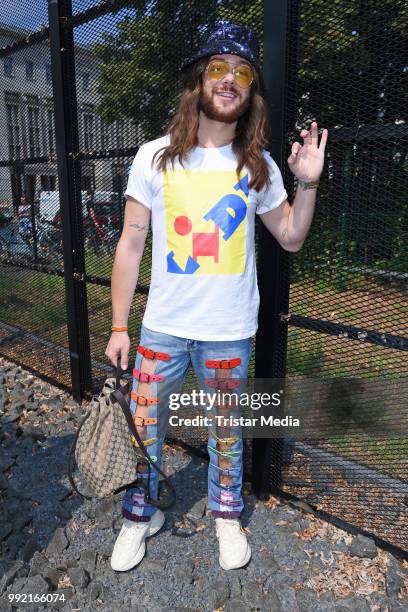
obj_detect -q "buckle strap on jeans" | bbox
[133,367,164,383]
[131,391,159,405]
[212,434,240,444]
[208,444,241,458]
[131,436,157,448]
[133,415,157,426]
[205,378,241,390]
[205,358,241,369]
[137,345,171,361]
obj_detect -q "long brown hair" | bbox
[152,57,272,192]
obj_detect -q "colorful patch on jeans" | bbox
[213,490,241,510]
[129,492,145,515]
[131,492,145,506]
[212,434,240,444]
[135,469,150,479]
[131,435,157,448]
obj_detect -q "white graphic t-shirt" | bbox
[125,134,288,341]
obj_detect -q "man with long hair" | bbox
[105,21,327,572]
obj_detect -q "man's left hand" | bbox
[288,121,328,183]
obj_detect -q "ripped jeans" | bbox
[122,323,252,522]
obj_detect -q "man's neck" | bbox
[197,111,236,148]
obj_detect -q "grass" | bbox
[285,278,407,477]
[85,235,152,285]
[287,328,325,375]
[0,259,407,478]
[0,237,152,344]
[322,435,408,480]
[0,269,67,339]
[342,308,359,320]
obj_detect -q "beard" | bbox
[199,88,251,124]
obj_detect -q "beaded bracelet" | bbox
[297,179,320,190]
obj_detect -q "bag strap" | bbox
[110,383,176,508]
[113,359,175,508]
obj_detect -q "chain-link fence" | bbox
[0,0,263,391]
[0,0,407,555]
[253,0,408,557]
[0,0,264,495]
[0,5,70,386]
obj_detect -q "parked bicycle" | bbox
[0,214,32,259]
[36,215,63,266]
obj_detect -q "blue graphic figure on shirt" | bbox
[203,175,249,240]
[167,251,200,274]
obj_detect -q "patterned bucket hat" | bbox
[180,20,260,72]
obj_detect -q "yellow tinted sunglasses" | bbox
[206,59,254,89]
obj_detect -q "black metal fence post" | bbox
[48,0,92,401]
[252,0,291,499]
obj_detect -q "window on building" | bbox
[41,175,57,191]
[6,100,21,159]
[27,99,41,157]
[81,174,93,191]
[45,63,52,83]
[82,72,90,90]
[4,57,14,78]
[84,113,95,150]
[100,119,111,151]
[46,107,55,154]
[25,60,34,81]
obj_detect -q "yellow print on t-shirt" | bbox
[163,169,249,275]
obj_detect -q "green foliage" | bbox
[93,0,407,274]
[291,0,407,279]
[93,1,263,139]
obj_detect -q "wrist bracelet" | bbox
[111,326,128,332]
[298,179,319,190]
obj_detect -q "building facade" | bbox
[0,22,137,214]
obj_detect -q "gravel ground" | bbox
[0,357,408,612]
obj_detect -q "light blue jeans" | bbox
[122,323,252,522]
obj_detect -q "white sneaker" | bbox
[110,509,165,571]
[215,517,252,570]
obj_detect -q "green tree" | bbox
[94,0,407,275]
[94,0,262,139]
